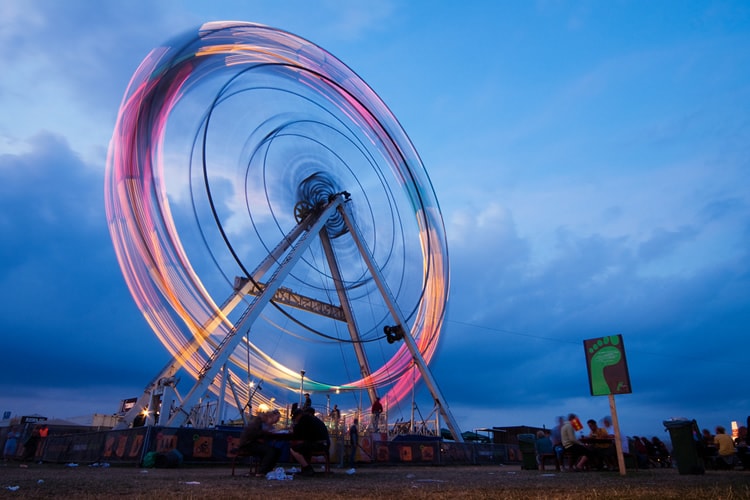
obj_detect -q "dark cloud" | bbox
[438,206,750,431]
[0,133,167,395]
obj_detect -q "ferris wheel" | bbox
[105,21,461,440]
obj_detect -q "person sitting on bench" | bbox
[237,409,282,476]
[289,407,330,477]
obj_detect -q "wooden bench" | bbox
[309,446,331,475]
[230,448,260,476]
[539,453,560,471]
[561,448,579,470]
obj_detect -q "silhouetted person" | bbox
[348,418,359,467]
[289,408,329,476]
[371,397,383,432]
[22,426,41,462]
[237,409,282,475]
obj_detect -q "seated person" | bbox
[714,425,736,469]
[289,407,330,476]
[630,436,650,469]
[562,413,592,471]
[586,419,614,469]
[640,436,662,468]
[551,416,565,465]
[735,426,750,470]
[651,436,672,467]
[237,409,282,475]
[698,428,717,463]
[735,426,748,447]
[535,430,554,470]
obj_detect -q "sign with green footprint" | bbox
[584,335,632,396]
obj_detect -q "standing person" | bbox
[37,425,49,461]
[237,409,283,476]
[3,428,20,462]
[302,393,312,410]
[561,413,591,471]
[370,397,383,432]
[329,404,341,433]
[348,418,359,468]
[289,408,330,477]
[21,426,41,462]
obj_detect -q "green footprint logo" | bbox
[588,336,621,395]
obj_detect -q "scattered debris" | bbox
[266,467,293,480]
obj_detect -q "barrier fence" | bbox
[33,427,511,467]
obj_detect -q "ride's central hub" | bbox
[295,172,348,237]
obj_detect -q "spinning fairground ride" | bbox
[105,21,463,442]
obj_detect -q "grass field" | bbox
[1,462,748,499]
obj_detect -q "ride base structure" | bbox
[118,193,463,443]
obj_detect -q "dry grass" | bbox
[1,463,748,499]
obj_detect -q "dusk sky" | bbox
[1,0,748,439]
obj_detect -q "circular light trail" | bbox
[104,21,449,414]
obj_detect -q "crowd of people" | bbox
[540,413,668,471]
[4,404,748,474]
[698,423,749,470]
[537,414,749,472]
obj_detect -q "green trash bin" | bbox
[663,419,704,475]
[518,433,538,470]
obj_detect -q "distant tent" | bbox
[43,418,86,426]
[461,431,490,443]
[440,428,491,442]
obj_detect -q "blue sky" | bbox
[1,0,748,439]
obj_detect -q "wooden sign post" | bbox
[609,393,626,476]
[583,334,632,476]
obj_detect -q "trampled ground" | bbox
[1,463,748,499]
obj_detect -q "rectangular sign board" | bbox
[21,415,48,424]
[119,398,138,414]
[583,334,632,396]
